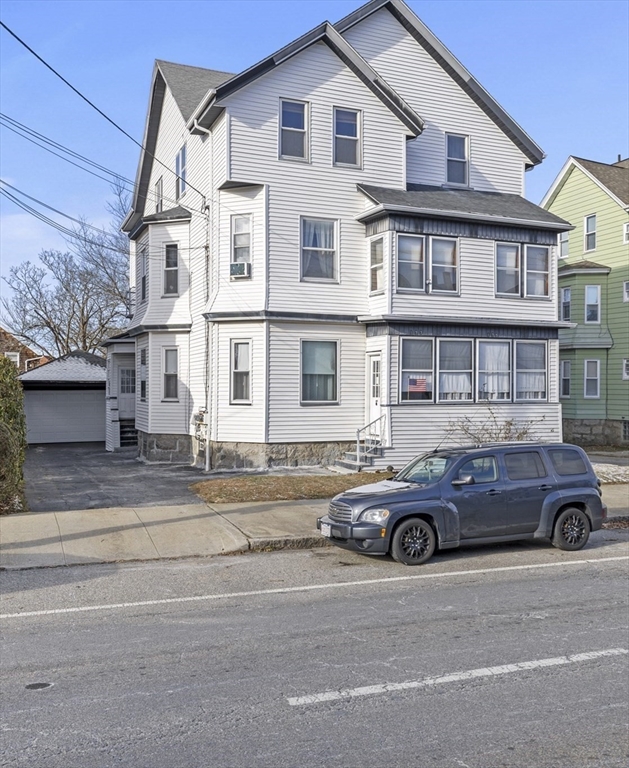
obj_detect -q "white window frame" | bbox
[163,243,179,296]
[429,236,459,294]
[623,281,629,303]
[623,222,629,244]
[155,176,163,213]
[445,133,469,186]
[559,231,569,258]
[560,359,571,398]
[561,286,571,321]
[514,341,547,402]
[583,359,600,399]
[300,339,339,405]
[524,245,550,298]
[4,351,19,367]
[495,242,521,297]
[584,214,596,251]
[175,144,187,199]
[162,347,179,401]
[399,337,434,403]
[231,214,252,267]
[476,340,511,401]
[139,349,147,402]
[300,217,338,283]
[230,340,252,404]
[622,359,629,381]
[140,247,148,302]
[369,237,384,294]
[333,107,361,168]
[279,99,309,162]
[396,234,425,292]
[584,284,601,324]
[437,338,473,402]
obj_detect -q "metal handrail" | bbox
[356,413,387,466]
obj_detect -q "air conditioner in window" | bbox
[230,262,251,279]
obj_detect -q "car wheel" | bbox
[551,507,591,551]
[391,517,436,566]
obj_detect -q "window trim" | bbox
[514,340,548,402]
[162,347,179,402]
[333,106,361,168]
[279,98,309,162]
[524,244,550,299]
[584,214,596,252]
[369,236,384,295]
[583,358,600,399]
[445,132,469,187]
[231,214,252,267]
[300,216,338,283]
[495,242,521,297]
[230,339,252,404]
[300,339,339,405]
[175,144,187,200]
[399,337,434,404]
[476,339,511,402]
[584,284,601,324]
[560,359,571,398]
[437,337,473,403]
[163,243,179,296]
[560,286,571,321]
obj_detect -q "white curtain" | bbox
[439,341,471,399]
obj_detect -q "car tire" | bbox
[390,517,436,566]
[551,507,591,551]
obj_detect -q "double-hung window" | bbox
[400,339,433,401]
[231,215,252,276]
[525,245,549,297]
[301,340,337,403]
[584,214,596,251]
[624,222,629,244]
[370,238,384,293]
[396,235,457,293]
[584,359,600,398]
[515,342,546,400]
[155,177,163,213]
[163,348,178,400]
[397,235,425,291]
[301,218,336,281]
[561,287,571,321]
[334,108,360,167]
[140,247,148,302]
[431,238,458,292]
[585,285,600,323]
[496,244,521,296]
[560,360,571,398]
[164,244,178,295]
[175,144,187,199]
[624,281,629,303]
[477,341,511,401]
[280,100,307,160]
[445,133,468,185]
[140,349,147,402]
[559,231,569,258]
[231,341,251,403]
[438,340,472,401]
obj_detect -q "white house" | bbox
[105,0,571,469]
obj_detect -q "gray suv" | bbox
[316,443,606,565]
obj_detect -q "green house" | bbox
[542,157,629,446]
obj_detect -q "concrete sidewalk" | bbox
[1,487,626,571]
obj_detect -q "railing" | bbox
[356,413,387,466]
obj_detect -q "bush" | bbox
[0,356,27,513]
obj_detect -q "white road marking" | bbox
[1,555,627,620]
[287,648,629,706]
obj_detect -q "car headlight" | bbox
[359,508,390,524]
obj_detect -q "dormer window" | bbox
[280,100,308,160]
[175,144,187,199]
[446,133,468,186]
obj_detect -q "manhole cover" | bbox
[25,682,53,690]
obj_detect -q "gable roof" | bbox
[334,0,544,168]
[19,351,106,383]
[156,60,234,122]
[541,156,629,210]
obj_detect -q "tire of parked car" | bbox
[390,516,436,566]
[551,507,591,551]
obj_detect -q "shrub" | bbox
[0,356,27,514]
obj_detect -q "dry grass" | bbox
[191,472,393,504]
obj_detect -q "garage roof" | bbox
[19,351,106,384]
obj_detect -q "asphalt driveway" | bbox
[24,443,205,512]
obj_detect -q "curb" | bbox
[247,535,331,552]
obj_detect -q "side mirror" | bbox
[452,474,475,487]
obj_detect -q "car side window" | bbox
[458,456,498,484]
[547,449,587,476]
[504,451,547,480]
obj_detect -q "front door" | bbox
[118,368,136,419]
[368,354,381,436]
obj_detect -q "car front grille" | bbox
[328,500,353,522]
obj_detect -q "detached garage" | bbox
[19,351,106,444]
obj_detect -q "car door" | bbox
[500,450,555,535]
[445,455,506,539]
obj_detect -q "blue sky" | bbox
[1,0,627,297]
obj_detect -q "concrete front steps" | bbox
[335,444,386,472]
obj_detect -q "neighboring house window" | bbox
[438,339,472,401]
[155,177,163,213]
[622,359,629,381]
[301,218,336,281]
[301,340,337,403]
[496,243,520,296]
[397,235,425,291]
[164,244,178,295]
[561,287,571,321]
[624,222,629,244]
[584,214,596,251]
[559,231,569,258]
[231,341,251,403]
[163,348,178,400]
[623,281,629,302]
[140,349,147,401]
[477,341,511,401]
[584,359,600,398]
[445,133,468,185]
[515,342,547,400]
[370,238,384,293]
[175,144,187,199]
[585,285,600,323]
[525,245,550,297]
[280,100,308,160]
[400,339,433,402]
[4,351,19,367]
[560,360,571,398]
[334,108,360,167]
[231,215,252,264]
[140,247,148,301]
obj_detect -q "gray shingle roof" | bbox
[573,157,629,207]
[19,351,106,383]
[156,60,234,122]
[142,205,192,224]
[358,184,571,228]
[558,259,610,273]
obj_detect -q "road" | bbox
[2,534,628,768]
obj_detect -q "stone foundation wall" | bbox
[209,440,355,470]
[562,419,628,447]
[138,431,192,464]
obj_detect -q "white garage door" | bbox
[24,389,106,443]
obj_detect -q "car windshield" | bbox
[395,453,456,484]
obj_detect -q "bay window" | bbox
[477,341,511,400]
[370,238,384,293]
[301,340,337,403]
[301,218,336,281]
[584,359,600,398]
[560,360,571,398]
[401,339,433,401]
[163,348,178,400]
[397,235,425,291]
[438,340,472,401]
[585,285,600,323]
[164,244,178,295]
[561,287,571,321]
[515,342,546,400]
[232,215,252,263]
[231,341,251,403]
